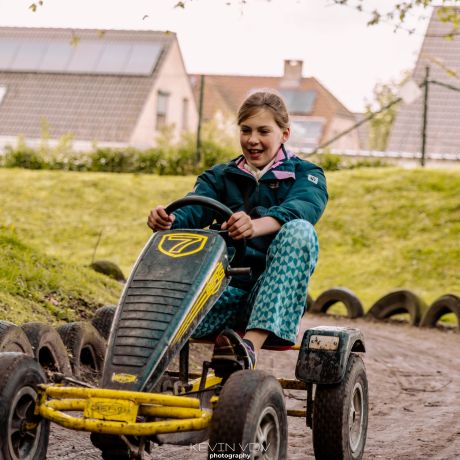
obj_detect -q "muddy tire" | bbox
[56,321,106,382]
[0,352,50,460]
[91,305,116,340]
[420,294,460,332]
[313,354,368,460]
[366,289,425,326]
[0,320,33,355]
[21,322,72,377]
[310,287,364,318]
[209,370,287,459]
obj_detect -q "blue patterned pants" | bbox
[192,219,319,346]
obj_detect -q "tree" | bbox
[364,80,401,151]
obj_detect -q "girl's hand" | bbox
[221,211,254,240]
[147,205,175,231]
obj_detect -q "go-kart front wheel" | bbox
[0,352,50,460]
[209,370,287,459]
[312,354,368,460]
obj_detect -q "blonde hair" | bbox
[237,90,290,129]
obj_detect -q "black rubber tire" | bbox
[420,294,460,332]
[313,354,368,460]
[0,321,34,355]
[56,321,106,381]
[90,260,126,282]
[209,370,288,459]
[0,352,50,460]
[366,289,425,325]
[91,305,117,340]
[310,287,364,318]
[21,322,72,377]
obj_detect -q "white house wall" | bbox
[325,116,360,150]
[130,39,198,147]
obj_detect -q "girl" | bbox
[147,90,328,372]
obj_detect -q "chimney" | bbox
[280,60,303,88]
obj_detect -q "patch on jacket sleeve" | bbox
[307,174,319,184]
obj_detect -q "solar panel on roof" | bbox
[280,89,316,114]
[0,37,163,76]
[96,42,132,74]
[67,41,104,73]
[0,41,19,68]
[12,42,47,71]
[39,41,74,72]
[126,42,162,75]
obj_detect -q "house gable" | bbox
[387,7,460,155]
[0,27,177,146]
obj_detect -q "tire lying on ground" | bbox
[92,304,117,340]
[90,260,126,282]
[0,320,33,355]
[420,294,460,332]
[22,322,72,377]
[56,321,106,381]
[209,370,288,459]
[309,287,364,318]
[366,289,425,326]
[0,352,50,460]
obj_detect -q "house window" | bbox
[288,117,326,152]
[182,97,189,131]
[0,86,6,105]
[156,91,170,129]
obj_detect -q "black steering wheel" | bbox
[165,195,246,265]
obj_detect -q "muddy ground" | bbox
[47,314,460,459]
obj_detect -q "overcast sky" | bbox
[0,0,432,112]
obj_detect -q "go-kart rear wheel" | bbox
[209,370,287,459]
[312,354,368,460]
[0,352,50,460]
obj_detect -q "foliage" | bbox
[309,153,389,170]
[0,225,120,324]
[364,80,402,151]
[0,167,458,316]
[0,121,238,176]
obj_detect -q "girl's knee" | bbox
[278,219,317,249]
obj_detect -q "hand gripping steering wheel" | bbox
[164,195,246,265]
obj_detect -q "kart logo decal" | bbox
[111,373,138,384]
[158,233,208,258]
[172,262,225,345]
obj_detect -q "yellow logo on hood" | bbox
[158,233,208,258]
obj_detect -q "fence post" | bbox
[195,74,205,166]
[421,66,430,167]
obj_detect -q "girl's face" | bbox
[239,108,290,169]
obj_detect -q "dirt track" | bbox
[47,315,460,459]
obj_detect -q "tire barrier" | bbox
[420,294,460,332]
[309,287,364,319]
[22,322,72,377]
[0,320,34,355]
[91,304,117,340]
[366,289,426,326]
[56,321,106,381]
[90,260,126,283]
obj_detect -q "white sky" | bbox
[0,0,432,112]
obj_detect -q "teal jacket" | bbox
[171,147,328,289]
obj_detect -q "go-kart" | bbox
[0,196,368,460]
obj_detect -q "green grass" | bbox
[0,167,459,322]
[0,226,120,324]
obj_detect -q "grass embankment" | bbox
[0,227,120,324]
[0,167,458,323]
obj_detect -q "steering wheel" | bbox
[164,195,246,265]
